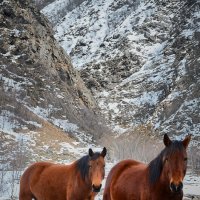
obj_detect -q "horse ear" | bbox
[89,148,94,157]
[163,134,172,147]
[101,147,107,158]
[182,134,191,149]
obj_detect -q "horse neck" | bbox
[148,166,169,189]
[159,168,170,185]
[74,162,92,189]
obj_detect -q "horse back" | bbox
[20,162,71,200]
[20,162,54,199]
[22,162,55,185]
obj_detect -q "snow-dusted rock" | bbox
[43,0,200,146]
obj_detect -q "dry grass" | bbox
[101,123,163,162]
[31,119,77,162]
[102,123,200,174]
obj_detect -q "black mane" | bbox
[148,140,184,185]
[76,152,101,180]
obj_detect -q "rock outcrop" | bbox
[0,0,108,159]
[45,0,200,147]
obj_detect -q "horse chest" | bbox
[67,184,95,200]
[150,190,183,200]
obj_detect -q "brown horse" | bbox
[103,134,191,200]
[19,147,107,200]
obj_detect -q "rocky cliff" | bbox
[43,0,200,148]
[0,0,108,165]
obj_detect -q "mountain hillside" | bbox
[0,0,199,198]
[43,0,200,147]
[0,0,109,168]
[0,0,111,197]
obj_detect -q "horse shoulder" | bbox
[65,162,85,198]
[110,159,142,183]
[117,162,147,187]
[127,163,148,188]
[30,163,52,183]
[111,161,149,200]
[103,160,142,199]
[45,163,72,185]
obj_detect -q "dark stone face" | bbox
[3,6,15,18]
[0,0,106,140]
[17,0,30,6]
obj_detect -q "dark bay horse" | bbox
[19,147,107,200]
[103,134,191,200]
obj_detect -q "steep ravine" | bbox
[0,0,108,131]
[43,0,200,147]
[0,1,112,197]
[42,1,200,197]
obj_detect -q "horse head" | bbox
[88,147,107,192]
[162,134,191,193]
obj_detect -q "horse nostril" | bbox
[170,182,183,193]
[177,182,183,191]
[92,184,102,192]
[170,183,175,192]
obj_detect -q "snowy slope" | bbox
[43,0,200,146]
[46,0,144,68]
[1,0,199,198]
[42,3,200,196]
[0,0,109,198]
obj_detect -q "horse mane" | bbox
[76,152,101,180]
[148,140,184,185]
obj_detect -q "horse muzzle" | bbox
[170,182,183,193]
[92,184,102,192]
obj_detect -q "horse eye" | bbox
[89,165,92,168]
[165,158,168,163]
[184,157,188,161]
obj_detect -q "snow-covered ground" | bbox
[0,109,199,198]
[184,172,200,196]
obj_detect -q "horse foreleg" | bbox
[19,184,35,200]
[88,195,95,200]
[103,187,112,200]
[19,192,34,200]
[19,185,36,200]
[103,193,112,200]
